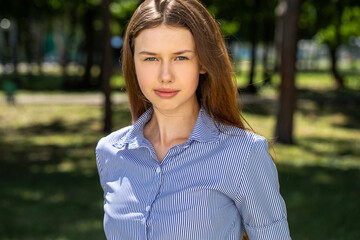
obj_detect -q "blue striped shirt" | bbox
[96,107,291,239]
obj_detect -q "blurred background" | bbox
[0,0,359,239]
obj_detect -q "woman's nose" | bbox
[159,62,173,83]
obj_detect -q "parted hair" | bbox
[122,0,248,131]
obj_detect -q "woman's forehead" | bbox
[134,25,195,53]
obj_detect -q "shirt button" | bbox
[156,166,161,174]
[146,205,151,212]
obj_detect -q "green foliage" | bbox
[316,25,339,46]
[299,1,317,38]
[109,0,140,36]
[87,0,102,6]
[341,6,360,38]
[315,5,360,46]
[110,0,139,19]
[48,0,64,10]
[300,0,360,47]
[218,20,240,36]
[206,5,218,17]
[203,0,277,42]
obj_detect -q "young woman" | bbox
[96,0,291,239]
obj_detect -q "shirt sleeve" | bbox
[234,137,291,240]
[95,137,106,192]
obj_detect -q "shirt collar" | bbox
[188,107,220,143]
[117,106,220,149]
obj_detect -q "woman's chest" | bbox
[104,165,241,239]
[103,146,245,239]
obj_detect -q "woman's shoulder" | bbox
[96,125,133,153]
[218,123,267,145]
[216,123,270,161]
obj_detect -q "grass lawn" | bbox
[0,72,359,239]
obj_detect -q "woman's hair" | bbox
[122,0,247,131]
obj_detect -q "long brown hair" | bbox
[122,0,246,131]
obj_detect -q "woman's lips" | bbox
[154,88,180,98]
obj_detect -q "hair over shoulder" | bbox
[122,0,247,131]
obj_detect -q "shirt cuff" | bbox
[244,217,291,240]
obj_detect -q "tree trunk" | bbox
[262,42,272,85]
[262,22,273,86]
[53,20,68,82]
[328,44,344,89]
[328,0,345,89]
[9,18,18,75]
[274,0,301,144]
[30,21,44,75]
[24,19,33,72]
[274,3,284,75]
[102,0,112,133]
[247,0,258,94]
[82,7,95,89]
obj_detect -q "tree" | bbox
[315,3,360,89]
[299,0,360,89]
[259,1,277,86]
[247,0,259,94]
[274,0,302,144]
[203,0,278,92]
[102,0,113,133]
[81,4,98,89]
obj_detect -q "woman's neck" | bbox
[144,103,200,160]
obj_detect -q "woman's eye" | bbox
[145,57,157,61]
[176,56,188,60]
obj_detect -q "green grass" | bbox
[0,77,359,239]
[243,110,360,170]
[235,71,360,90]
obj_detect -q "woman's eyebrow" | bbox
[137,50,194,55]
[138,51,157,55]
[173,50,194,54]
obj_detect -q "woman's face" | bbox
[133,24,206,114]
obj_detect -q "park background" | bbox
[0,0,359,239]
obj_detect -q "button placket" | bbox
[144,163,163,235]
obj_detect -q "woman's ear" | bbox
[199,66,207,74]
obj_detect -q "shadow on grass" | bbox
[0,117,105,239]
[297,88,360,129]
[0,140,105,239]
[297,137,360,158]
[278,164,360,239]
[15,117,99,135]
[241,87,360,131]
[0,73,101,91]
[0,171,104,240]
[242,101,277,116]
[0,105,133,240]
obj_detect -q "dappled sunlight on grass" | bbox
[244,111,360,169]
[243,88,360,170]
